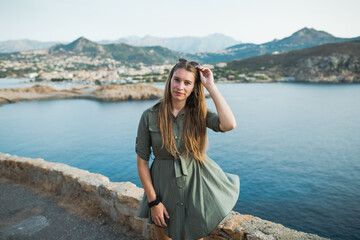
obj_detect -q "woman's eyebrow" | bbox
[173,76,193,82]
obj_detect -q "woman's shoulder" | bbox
[140,100,161,119]
[150,100,161,112]
[145,100,161,113]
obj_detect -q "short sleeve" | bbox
[136,109,151,161]
[206,109,224,133]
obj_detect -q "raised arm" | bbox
[197,66,236,132]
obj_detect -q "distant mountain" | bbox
[49,37,186,65]
[1,33,240,55]
[4,27,358,64]
[2,28,359,68]
[195,28,360,63]
[272,27,339,45]
[0,39,60,53]
[98,33,240,53]
[49,37,106,56]
[224,40,360,83]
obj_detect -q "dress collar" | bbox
[173,107,185,119]
[178,108,185,117]
[151,101,185,118]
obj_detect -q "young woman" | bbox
[136,59,240,240]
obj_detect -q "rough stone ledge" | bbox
[0,152,329,240]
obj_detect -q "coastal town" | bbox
[0,50,273,85]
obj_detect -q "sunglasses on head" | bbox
[178,58,199,67]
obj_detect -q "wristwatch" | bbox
[148,195,162,208]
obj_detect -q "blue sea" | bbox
[1,79,359,240]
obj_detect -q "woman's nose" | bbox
[177,81,184,89]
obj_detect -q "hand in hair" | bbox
[197,66,237,132]
[197,66,215,91]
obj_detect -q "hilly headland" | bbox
[220,40,360,83]
[0,84,163,106]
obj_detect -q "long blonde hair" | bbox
[157,61,208,165]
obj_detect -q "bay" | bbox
[0,79,359,240]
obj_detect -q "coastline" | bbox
[1,80,358,106]
[0,84,163,107]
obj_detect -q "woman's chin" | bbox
[171,94,185,100]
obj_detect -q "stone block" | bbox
[113,182,144,209]
[147,223,157,240]
[113,201,138,216]
[77,173,110,194]
[127,215,145,235]
[222,212,255,240]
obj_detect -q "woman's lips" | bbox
[174,91,183,96]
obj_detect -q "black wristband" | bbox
[148,195,162,208]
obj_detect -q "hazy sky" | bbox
[1,0,359,44]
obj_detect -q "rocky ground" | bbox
[0,84,163,106]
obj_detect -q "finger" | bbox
[159,215,167,227]
[163,208,170,219]
[153,218,158,226]
[154,217,161,227]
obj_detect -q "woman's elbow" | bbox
[137,155,149,167]
[227,122,236,131]
[220,121,236,132]
[230,121,237,130]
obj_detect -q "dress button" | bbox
[180,202,184,206]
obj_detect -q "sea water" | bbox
[0,80,359,240]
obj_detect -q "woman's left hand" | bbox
[197,66,215,91]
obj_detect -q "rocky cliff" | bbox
[226,40,360,83]
[286,53,359,82]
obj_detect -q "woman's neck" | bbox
[171,99,185,117]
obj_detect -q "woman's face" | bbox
[170,68,195,103]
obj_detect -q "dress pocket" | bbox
[149,125,163,147]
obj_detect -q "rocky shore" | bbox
[0,84,163,106]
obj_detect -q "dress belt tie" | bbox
[154,155,188,178]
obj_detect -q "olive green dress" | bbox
[136,102,240,240]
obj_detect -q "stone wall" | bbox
[0,153,328,240]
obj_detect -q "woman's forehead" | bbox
[172,68,195,81]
